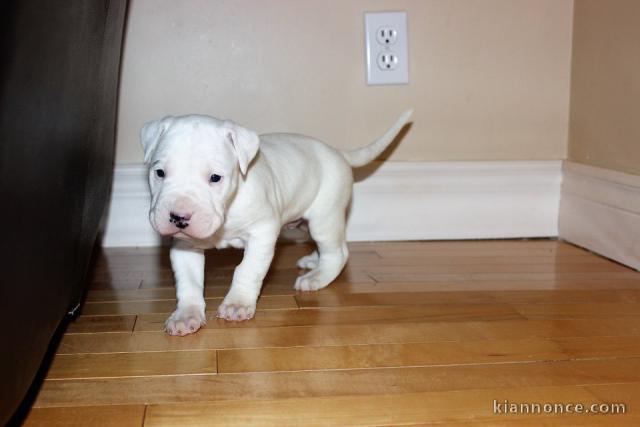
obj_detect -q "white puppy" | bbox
[141,110,412,335]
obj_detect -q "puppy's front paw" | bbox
[165,306,206,336]
[217,299,256,321]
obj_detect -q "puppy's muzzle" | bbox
[169,212,192,229]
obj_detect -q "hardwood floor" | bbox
[23,240,640,426]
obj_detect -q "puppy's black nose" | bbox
[170,212,191,222]
[170,212,191,229]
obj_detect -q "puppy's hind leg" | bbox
[297,250,319,269]
[294,213,349,291]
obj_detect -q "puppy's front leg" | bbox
[218,229,278,321]
[165,240,206,336]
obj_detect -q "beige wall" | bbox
[568,0,640,175]
[116,0,573,164]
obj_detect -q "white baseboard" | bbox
[102,161,562,247]
[559,161,640,270]
[102,165,161,247]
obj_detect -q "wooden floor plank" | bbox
[133,303,524,332]
[139,270,375,289]
[85,278,640,303]
[354,262,633,275]
[33,358,640,407]
[344,279,640,293]
[373,246,590,258]
[295,289,640,308]
[515,302,640,319]
[132,302,640,333]
[373,248,593,258]
[361,240,580,251]
[557,336,640,359]
[47,350,217,380]
[87,278,142,290]
[81,295,297,316]
[347,254,612,267]
[91,269,144,282]
[585,382,640,409]
[368,270,640,283]
[86,284,304,302]
[217,335,640,374]
[22,405,146,427]
[56,317,640,354]
[65,315,136,333]
[359,240,571,249]
[86,288,184,302]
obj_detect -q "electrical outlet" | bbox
[376,27,398,46]
[365,11,408,85]
[377,52,399,70]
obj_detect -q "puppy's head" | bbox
[140,115,259,240]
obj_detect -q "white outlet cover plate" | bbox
[365,11,409,85]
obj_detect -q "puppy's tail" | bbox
[340,109,413,168]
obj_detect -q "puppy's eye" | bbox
[210,174,222,183]
[155,169,165,178]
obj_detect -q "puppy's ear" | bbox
[223,120,260,175]
[140,116,174,164]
